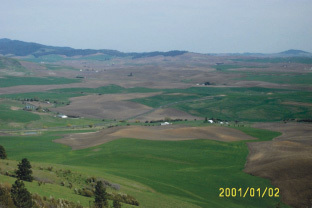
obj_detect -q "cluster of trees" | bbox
[0,145,123,207]
[0,150,34,208]
[145,118,187,124]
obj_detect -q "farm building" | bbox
[58,114,68,119]
[161,122,171,126]
[24,103,36,110]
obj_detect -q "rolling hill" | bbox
[0,38,187,59]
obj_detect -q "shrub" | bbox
[110,194,139,206]
[0,183,15,208]
[113,200,122,208]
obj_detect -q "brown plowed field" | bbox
[54,93,160,119]
[245,122,312,208]
[54,125,256,150]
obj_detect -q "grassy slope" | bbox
[0,57,25,71]
[0,104,40,123]
[0,127,288,208]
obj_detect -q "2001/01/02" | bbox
[219,187,280,198]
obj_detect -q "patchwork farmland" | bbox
[0,39,312,207]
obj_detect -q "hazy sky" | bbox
[1,0,311,53]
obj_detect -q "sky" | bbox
[1,0,311,53]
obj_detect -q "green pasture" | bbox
[211,64,266,71]
[0,85,159,106]
[2,85,311,122]
[0,103,40,124]
[22,55,67,63]
[174,93,312,122]
[22,54,112,63]
[132,87,312,122]
[0,99,106,130]
[27,115,107,129]
[0,76,80,88]
[239,72,312,85]
[233,57,312,64]
[0,91,83,105]
[51,85,159,94]
[44,64,80,71]
[0,127,287,207]
[79,54,112,61]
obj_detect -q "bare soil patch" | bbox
[8,122,23,128]
[55,93,160,120]
[135,108,201,121]
[54,125,256,150]
[282,101,312,107]
[10,106,20,111]
[245,122,312,208]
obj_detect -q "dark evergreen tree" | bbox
[113,200,122,208]
[94,181,108,208]
[0,145,7,159]
[15,158,33,182]
[10,180,33,208]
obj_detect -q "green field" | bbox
[0,91,84,106]
[0,85,159,107]
[0,99,109,130]
[44,64,80,71]
[132,87,312,122]
[0,103,40,124]
[211,64,266,71]
[0,76,81,88]
[2,85,312,122]
[22,54,112,63]
[233,57,312,64]
[51,85,159,94]
[0,127,288,207]
[239,72,312,85]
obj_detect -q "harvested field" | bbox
[55,93,160,119]
[135,108,201,121]
[54,125,257,150]
[245,122,312,208]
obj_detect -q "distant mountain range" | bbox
[0,38,311,58]
[278,49,311,56]
[0,38,187,59]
